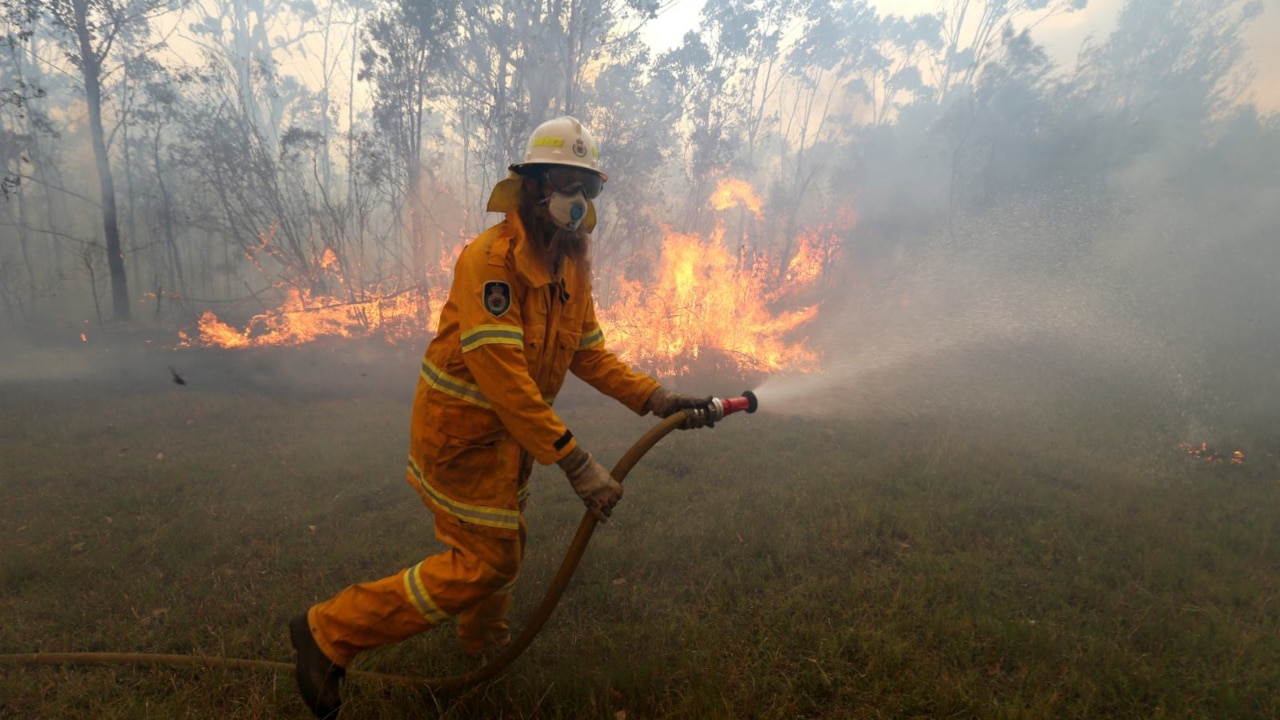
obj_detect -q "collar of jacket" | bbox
[483,206,581,293]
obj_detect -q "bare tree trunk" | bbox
[83,248,104,329]
[73,0,130,320]
[152,123,184,295]
[318,0,335,193]
[346,6,360,261]
[120,70,143,300]
[15,176,36,304]
[407,161,429,318]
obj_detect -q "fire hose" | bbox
[0,392,759,693]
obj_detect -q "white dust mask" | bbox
[544,190,587,231]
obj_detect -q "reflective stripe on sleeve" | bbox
[461,324,524,353]
[407,457,521,532]
[421,359,491,409]
[403,561,451,624]
[578,327,604,350]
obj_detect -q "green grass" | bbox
[1,354,1277,719]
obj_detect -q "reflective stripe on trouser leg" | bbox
[308,569,442,668]
[309,519,522,667]
[457,516,527,654]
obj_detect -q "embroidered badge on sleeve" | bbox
[483,280,512,318]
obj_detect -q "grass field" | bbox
[1,343,1277,719]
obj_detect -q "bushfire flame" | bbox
[590,178,851,374]
[178,178,848,376]
[1178,442,1245,465]
[178,288,444,349]
[708,178,764,219]
[178,232,458,349]
[597,224,821,375]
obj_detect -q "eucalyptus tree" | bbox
[777,0,893,230]
[446,0,571,211]
[112,47,179,302]
[330,0,377,264]
[0,30,78,299]
[1081,0,1262,155]
[949,23,1059,211]
[649,2,742,202]
[1068,0,1275,401]
[125,56,189,299]
[358,0,458,295]
[19,0,179,321]
[0,13,42,298]
[171,0,373,306]
[649,0,822,239]
[436,0,656,245]
[572,32,674,294]
[0,86,36,314]
[172,60,325,301]
[932,0,1087,106]
[181,0,321,150]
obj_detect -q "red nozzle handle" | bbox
[717,390,759,418]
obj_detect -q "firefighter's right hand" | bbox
[557,446,623,522]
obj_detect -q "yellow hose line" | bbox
[0,411,690,691]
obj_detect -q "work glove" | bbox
[645,386,715,429]
[557,446,623,522]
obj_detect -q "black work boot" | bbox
[289,613,345,719]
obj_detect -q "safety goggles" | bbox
[544,166,605,199]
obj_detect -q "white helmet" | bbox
[509,116,607,181]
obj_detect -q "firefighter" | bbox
[289,116,713,718]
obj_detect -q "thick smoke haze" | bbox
[758,210,1192,421]
[760,181,1278,439]
[0,0,1276,433]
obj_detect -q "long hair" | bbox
[517,181,591,275]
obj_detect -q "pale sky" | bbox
[641,0,1280,113]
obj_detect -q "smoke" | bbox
[753,193,1229,440]
[0,327,418,401]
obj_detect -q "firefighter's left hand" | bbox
[558,447,623,522]
[645,387,714,429]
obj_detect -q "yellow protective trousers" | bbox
[308,514,527,668]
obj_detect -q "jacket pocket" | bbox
[426,404,520,538]
[554,328,582,376]
[540,327,581,399]
[437,401,505,445]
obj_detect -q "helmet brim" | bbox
[509,161,607,183]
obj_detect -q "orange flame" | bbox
[597,223,822,375]
[179,180,847,378]
[1178,442,1246,464]
[782,206,854,290]
[179,239,458,349]
[708,178,764,220]
[785,235,825,286]
[177,288,443,349]
[319,248,340,272]
[597,181,850,374]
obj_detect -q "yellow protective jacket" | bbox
[406,210,660,539]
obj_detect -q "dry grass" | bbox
[1,344,1278,718]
